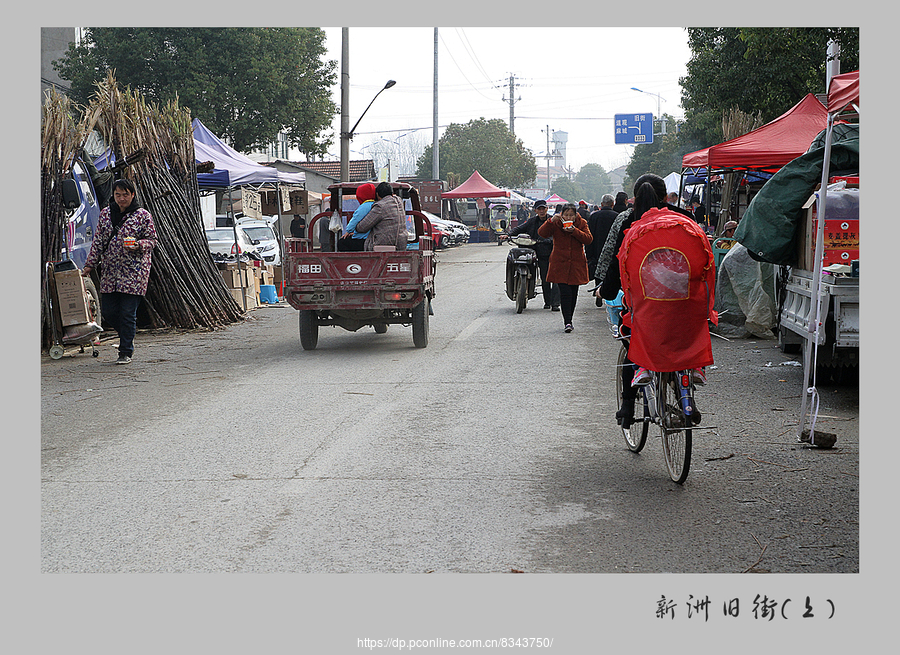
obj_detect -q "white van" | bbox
[236,217,281,266]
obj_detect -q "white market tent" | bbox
[192,119,305,188]
[663,171,682,194]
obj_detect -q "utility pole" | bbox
[340,28,350,183]
[545,125,551,192]
[503,74,522,135]
[339,26,395,185]
[826,39,841,89]
[433,28,439,180]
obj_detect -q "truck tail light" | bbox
[384,291,414,302]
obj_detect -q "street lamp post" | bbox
[340,77,397,182]
[631,86,666,134]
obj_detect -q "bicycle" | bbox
[606,294,699,484]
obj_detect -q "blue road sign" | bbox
[614,113,654,144]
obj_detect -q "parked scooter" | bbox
[504,234,539,313]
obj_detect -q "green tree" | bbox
[53,28,337,155]
[550,176,582,204]
[679,27,859,147]
[416,118,537,188]
[624,114,688,190]
[574,163,614,203]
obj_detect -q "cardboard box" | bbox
[274,265,284,293]
[218,262,256,289]
[220,267,243,288]
[228,287,258,310]
[55,269,90,327]
[261,187,308,216]
[260,267,275,286]
[799,190,860,269]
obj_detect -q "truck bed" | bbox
[779,268,858,359]
[283,238,434,313]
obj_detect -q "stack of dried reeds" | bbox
[43,72,245,335]
[41,89,100,344]
[42,90,93,267]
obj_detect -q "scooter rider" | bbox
[507,199,560,310]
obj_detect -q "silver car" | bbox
[205,227,260,261]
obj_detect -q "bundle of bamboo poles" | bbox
[52,72,245,331]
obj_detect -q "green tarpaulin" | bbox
[735,130,859,266]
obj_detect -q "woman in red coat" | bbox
[538,203,593,332]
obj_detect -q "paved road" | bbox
[41,242,858,574]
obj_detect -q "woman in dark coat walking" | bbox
[538,203,592,332]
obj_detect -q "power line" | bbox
[518,112,620,120]
[454,28,500,89]
[437,31,497,101]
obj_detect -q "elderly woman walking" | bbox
[537,202,592,333]
[81,178,157,364]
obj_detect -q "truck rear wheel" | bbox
[778,327,801,354]
[299,310,318,350]
[412,299,429,348]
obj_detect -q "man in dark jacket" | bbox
[585,194,619,288]
[577,200,591,222]
[508,199,560,310]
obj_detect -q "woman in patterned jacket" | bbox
[82,179,157,364]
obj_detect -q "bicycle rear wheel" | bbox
[616,343,649,452]
[659,372,692,483]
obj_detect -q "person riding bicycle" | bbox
[599,175,717,425]
[618,192,717,385]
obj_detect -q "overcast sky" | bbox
[319,27,693,175]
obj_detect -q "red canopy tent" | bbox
[441,170,510,199]
[682,93,828,173]
[827,69,859,113]
[543,193,569,205]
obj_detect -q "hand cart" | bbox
[45,260,102,359]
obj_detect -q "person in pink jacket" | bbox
[82,179,157,364]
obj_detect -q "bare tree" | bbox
[361,130,427,178]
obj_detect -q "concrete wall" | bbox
[41,28,76,102]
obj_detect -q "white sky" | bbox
[319,27,693,175]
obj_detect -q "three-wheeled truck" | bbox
[283,182,436,350]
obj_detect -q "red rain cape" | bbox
[619,207,718,372]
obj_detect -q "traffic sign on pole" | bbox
[614,113,654,144]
